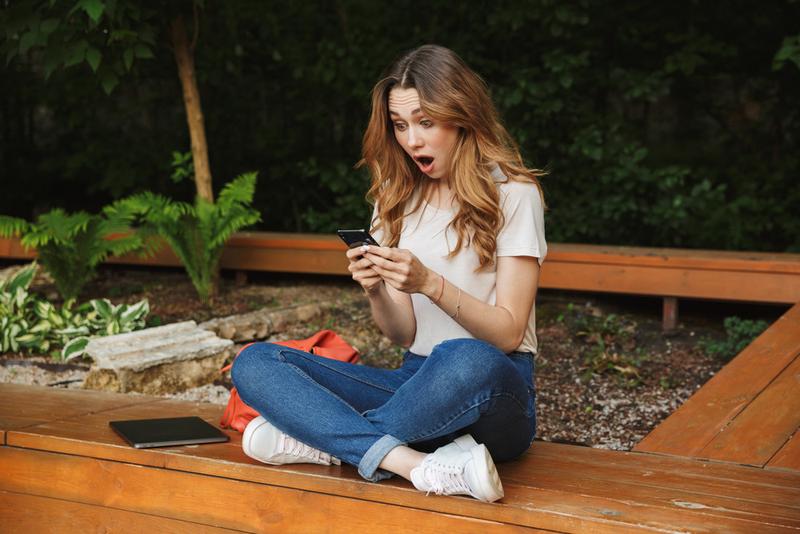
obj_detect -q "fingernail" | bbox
[361,245,369,253]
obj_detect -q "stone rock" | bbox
[199,302,329,342]
[82,321,233,395]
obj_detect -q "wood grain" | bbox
[0,382,161,432]
[0,448,538,533]
[699,353,800,465]
[635,303,800,457]
[0,490,238,533]
[768,429,800,471]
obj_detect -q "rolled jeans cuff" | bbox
[359,434,404,482]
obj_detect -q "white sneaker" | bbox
[410,441,504,503]
[436,434,478,455]
[242,416,341,466]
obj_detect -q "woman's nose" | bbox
[406,127,423,149]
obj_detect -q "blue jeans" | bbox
[231,338,536,482]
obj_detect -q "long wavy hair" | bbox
[359,44,544,270]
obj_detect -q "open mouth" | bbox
[414,155,435,173]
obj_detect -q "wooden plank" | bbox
[7,398,800,533]
[3,235,800,302]
[768,430,800,471]
[0,448,540,533]
[6,397,239,468]
[635,303,800,456]
[0,490,238,533]
[544,243,800,274]
[0,382,161,432]
[526,442,800,509]
[699,353,800,466]
[538,262,800,303]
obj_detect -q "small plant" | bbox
[170,150,194,184]
[0,262,149,361]
[562,304,644,384]
[699,316,769,361]
[0,209,142,300]
[106,172,261,304]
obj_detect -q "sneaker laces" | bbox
[280,433,332,463]
[417,456,471,496]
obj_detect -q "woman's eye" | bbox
[394,123,407,131]
[420,120,433,128]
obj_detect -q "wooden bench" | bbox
[3,233,799,330]
[2,382,799,532]
[635,302,800,469]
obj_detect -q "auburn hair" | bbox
[358,44,544,270]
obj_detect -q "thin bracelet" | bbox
[449,288,462,319]
[432,274,445,303]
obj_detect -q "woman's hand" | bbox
[363,246,436,295]
[346,246,384,295]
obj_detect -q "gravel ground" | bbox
[0,266,757,451]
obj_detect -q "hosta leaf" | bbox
[120,299,149,324]
[54,326,90,337]
[106,321,120,336]
[91,298,114,321]
[62,337,90,362]
[30,320,52,334]
[4,263,37,293]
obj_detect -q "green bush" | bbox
[0,209,142,300]
[107,172,261,303]
[700,316,770,361]
[0,263,149,361]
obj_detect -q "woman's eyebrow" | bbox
[389,109,422,117]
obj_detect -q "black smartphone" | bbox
[337,229,379,248]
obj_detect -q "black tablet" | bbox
[109,416,230,449]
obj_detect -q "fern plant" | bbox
[106,172,261,303]
[0,209,142,300]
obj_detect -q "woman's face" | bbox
[388,87,459,182]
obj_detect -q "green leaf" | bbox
[19,31,38,54]
[91,298,114,321]
[119,299,149,324]
[100,71,119,94]
[64,40,88,68]
[80,0,105,23]
[123,47,134,70]
[62,336,90,361]
[134,44,153,59]
[40,19,60,35]
[85,46,101,72]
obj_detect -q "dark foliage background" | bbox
[2,1,799,251]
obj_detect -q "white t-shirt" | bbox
[372,164,547,356]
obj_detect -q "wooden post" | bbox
[662,297,678,332]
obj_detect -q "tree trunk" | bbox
[170,14,213,203]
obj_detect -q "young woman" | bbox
[231,44,546,503]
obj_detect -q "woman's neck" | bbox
[426,179,454,209]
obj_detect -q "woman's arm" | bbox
[365,247,539,353]
[346,246,416,347]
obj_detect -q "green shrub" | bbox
[0,209,142,301]
[700,316,770,361]
[0,263,149,361]
[106,172,261,303]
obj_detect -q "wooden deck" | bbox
[635,303,800,470]
[2,382,799,533]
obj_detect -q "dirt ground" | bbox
[2,264,787,451]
